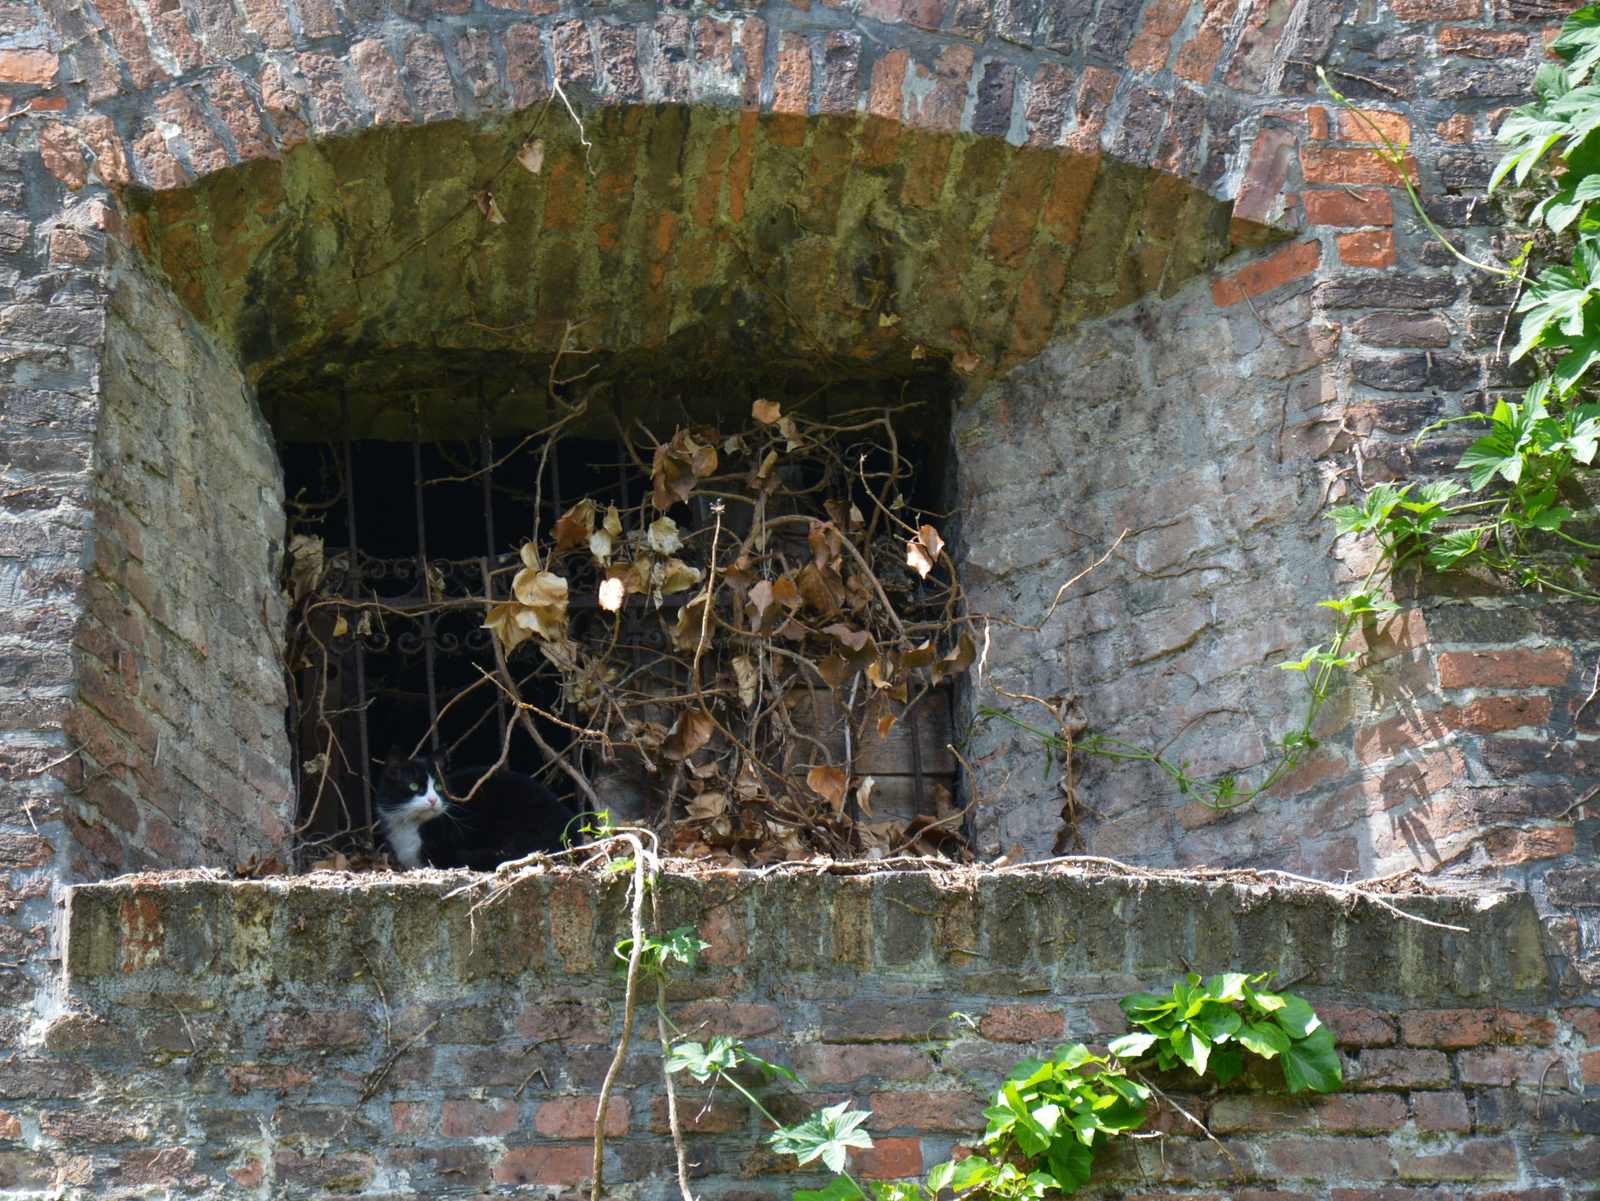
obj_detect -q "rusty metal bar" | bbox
[411,399,441,753]
[479,379,507,745]
[341,393,374,836]
[908,702,927,818]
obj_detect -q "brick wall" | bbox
[63,241,290,880]
[43,869,1588,1198]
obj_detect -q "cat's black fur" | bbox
[374,751,577,871]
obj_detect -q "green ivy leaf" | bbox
[1237,1020,1292,1058]
[1168,1026,1212,1076]
[1107,1031,1158,1059]
[1281,1025,1343,1093]
[770,1101,874,1173]
[1273,994,1322,1039]
[795,1177,867,1201]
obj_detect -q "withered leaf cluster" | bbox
[483,399,977,866]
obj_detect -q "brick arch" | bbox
[26,0,1333,392]
[125,102,1235,397]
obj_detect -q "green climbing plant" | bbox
[979,11,1600,819]
[625,943,1342,1201]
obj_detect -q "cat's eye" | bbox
[409,783,420,792]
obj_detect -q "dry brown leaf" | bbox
[663,708,715,760]
[598,577,625,612]
[752,398,781,424]
[687,791,729,820]
[484,601,534,653]
[855,776,876,819]
[806,764,848,812]
[733,654,758,708]
[648,516,683,555]
[518,138,546,174]
[932,631,977,685]
[906,525,944,579]
[554,499,596,554]
[877,711,897,739]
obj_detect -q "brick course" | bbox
[32,872,1584,1198]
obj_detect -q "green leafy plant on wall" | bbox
[982,7,1600,822]
[626,928,1342,1201]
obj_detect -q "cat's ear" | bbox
[384,746,406,774]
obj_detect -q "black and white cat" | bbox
[375,751,577,871]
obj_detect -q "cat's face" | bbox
[376,757,448,829]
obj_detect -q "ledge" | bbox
[66,866,1550,1007]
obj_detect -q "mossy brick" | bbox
[877,874,939,965]
[828,877,873,969]
[980,876,1035,970]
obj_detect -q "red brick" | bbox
[79,114,131,188]
[985,149,1055,269]
[494,1145,591,1188]
[237,0,291,48]
[1262,1138,1396,1181]
[1563,1006,1600,1041]
[1484,823,1575,863]
[771,30,811,121]
[1339,229,1397,268]
[909,41,974,130]
[534,1096,627,1139]
[1300,146,1419,186]
[1348,1048,1450,1089]
[1436,114,1476,143]
[207,70,276,160]
[1400,1009,1494,1048]
[1320,1006,1398,1047]
[867,1090,986,1132]
[1303,189,1394,228]
[1390,0,1480,15]
[504,23,547,108]
[37,121,86,190]
[94,0,167,88]
[671,1001,780,1040]
[1314,1093,1407,1133]
[262,1010,366,1049]
[849,1136,922,1180]
[1584,1048,1600,1085]
[0,1110,18,1139]
[1411,1091,1470,1131]
[517,1001,609,1045]
[1213,240,1321,307]
[1444,694,1552,734]
[155,89,229,175]
[1457,1047,1567,1088]
[224,1063,312,1092]
[1338,109,1411,144]
[391,1101,428,1135]
[1210,1096,1315,1132]
[866,46,909,121]
[650,1096,747,1134]
[1173,0,1235,82]
[442,1099,517,1138]
[1396,1139,1519,1181]
[790,1044,932,1084]
[1438,648,1570,689]
[1439,26,1530,55]
[0,49,56,83]
[979,1004,1065,1042]
[1233,128,1296,225]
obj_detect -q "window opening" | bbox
[271,363,969,868]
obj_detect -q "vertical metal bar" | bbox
[479,379,507,745]
[908,703,927,818]
[341,394,374,836]
[412,399,441,753]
